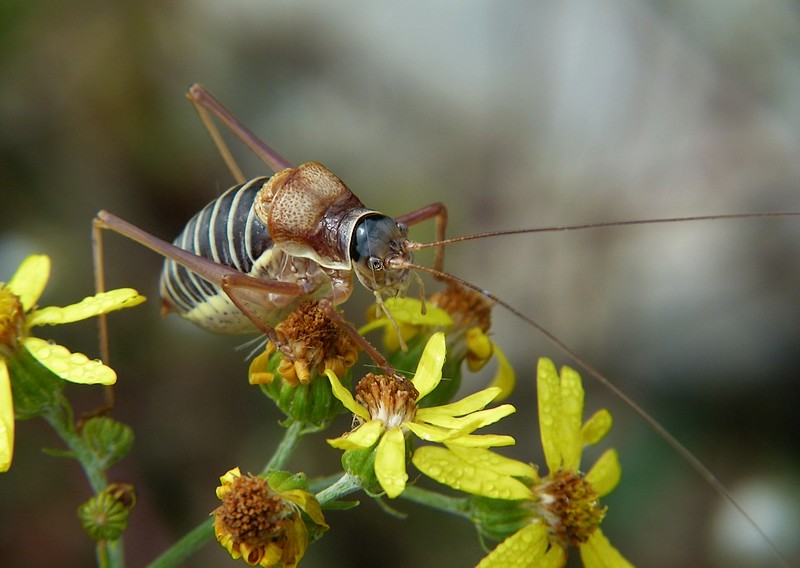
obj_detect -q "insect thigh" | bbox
[159,176,275,332]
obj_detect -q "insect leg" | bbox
[317,298,398,378]
[94,210,305,342]
[217,273,397,377]
[92,214,111,365]
[187,84,293,174]
[395,202,448,272]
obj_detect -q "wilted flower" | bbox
[249,301,359,387]
[213,467,327,567]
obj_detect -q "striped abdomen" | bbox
[159,177,275,333]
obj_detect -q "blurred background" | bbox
[2,1,800,566]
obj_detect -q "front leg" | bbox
[395,202,448,273]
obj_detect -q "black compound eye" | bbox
[369,257,383,271]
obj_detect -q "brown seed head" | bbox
[534,469,607,548]
[430,282,492,333]
[214,474,294,565]
[355,373,419,428]
[272,301,359,385]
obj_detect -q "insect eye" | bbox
[369,257,383,271]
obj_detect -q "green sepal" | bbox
[468,495,533,541]
[258,350,349,426]
[264,469,310,493]
[5,345,65,419]
[341,446,381,495]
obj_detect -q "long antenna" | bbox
[409,211,800,250]
[400,259,790,567]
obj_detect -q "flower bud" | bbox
[81,416,134,468]
[77,483,136,541]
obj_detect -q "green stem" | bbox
[146,517,214,568]
[147,420,308,568]
[315,473,362,505]
[41,402,106,492]
[399,485,471,519]
[40,400,126,568]
[261,419,305,473]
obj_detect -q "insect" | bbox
[94,86,454,373]
[93,85,796,565]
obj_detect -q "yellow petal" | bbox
[558,364,584,471]
[22,337,116,385]
[539,544,568,568]
[579,529,634,568]
[445,433,516,448]
[281,490,328,529]
[446,445,538,480]
[536,358,563,473]
[476,523,550,568]
[412,446,533,500]
[6,255,50,311]
[410,332,446,399]
[216,467,242,499]
[375,426,407,498]
[0,360,14,472]
[327,419,384,450]
[27,289,145,327]
[416,387,501,419]
[585,448,622,498]
[581,408,613,447]
[384,297,453,326]
[404,421,458,443]
[466,327,493,362]
[325,369,369,421]
[485,341,515,401]
[417,404,515,432]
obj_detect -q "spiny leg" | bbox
[187,84,293,174]
[188,87,247,184]
[95,209,302,350]
[317,298,400,379]
[91,217,115,413]
[395,202,448,273]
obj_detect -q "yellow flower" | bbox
[326,332,516,498]
[0,255,145,471]
[361,288,515,400]
[414,358,632,567]
[213,467,327,568]
[479,358,632,567]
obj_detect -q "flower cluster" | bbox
[0,255,144,471]
[1,253,636,568]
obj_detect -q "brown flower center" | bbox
[355,373,419,428]
[0,288,25,356]
[535,469,606,548]
[214,474,292,550]
[430,282,492,333]
[271,301,359,385]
